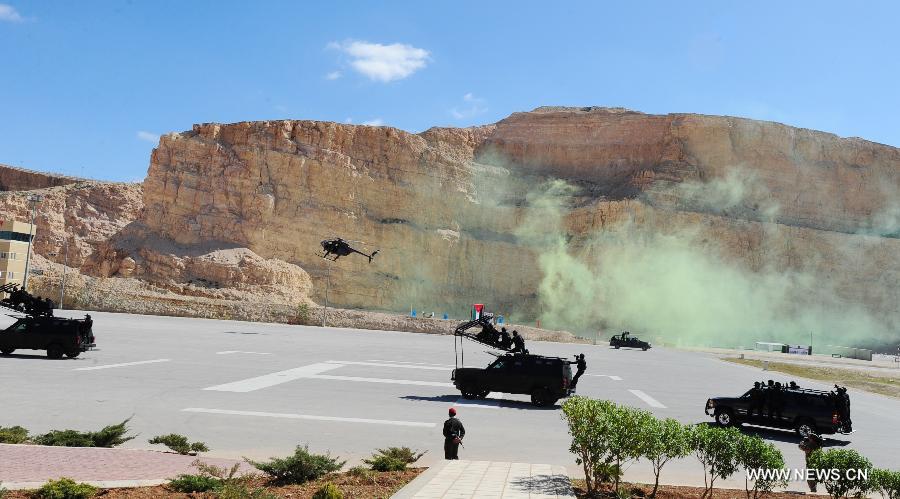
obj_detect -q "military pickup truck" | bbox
[609,331,651,351]
[705,382,852,437]
[0,315,95,359]
[451,353,574,407]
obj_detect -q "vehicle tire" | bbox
[65,350,80,359]
[613,345,620,349]
[0,348,14,355]
[795,418,817,438]
[714,408,736,427]
[46,344,64,359]
[531,388,553,407]
[642,346,648,351]
[460,385,481,399]
[475,390,490,400]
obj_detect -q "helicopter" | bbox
[319,238,379,262]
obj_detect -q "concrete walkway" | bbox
[393,460,574,499]
[0,443,249,490]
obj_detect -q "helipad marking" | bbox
[629,389,666,408]
[310,374,453,387]
[584,374,623,380]
[74,359,171,371]
[203,363,341,392]
[326,360,450,371]
[367,359,457,369]
[182,408,434,427]
[216,351,272,355]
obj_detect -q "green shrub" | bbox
[247,445,345,485]
[33,430,95,447]
[89,418,135,447]
[604,404,654,492]
[33,478,98,499]
[807,448,873,499]
[561,397,616,495]
[1,481,7,499]
[347,466,376,483]
[0,425,29,444]
[364,447,425,471]
[872,469,900,499]
[296,303,311,324]
[33,419,134,448]
[166,473,222,493]
[312,482,343,499]
[689,424,742,499]
[736,433,787,499]
[217,482,279,499]
[148,434,209,455]
[640,417,691,498]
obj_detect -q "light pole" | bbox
[51,239,69,309]
[321,258,331,327]
[22,194,42,291]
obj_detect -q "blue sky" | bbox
[2,1,899,181]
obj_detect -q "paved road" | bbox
[1,311,898,489]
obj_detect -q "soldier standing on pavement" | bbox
[443,407,465,460]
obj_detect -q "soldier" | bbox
[443,407,465,460]
[511,330,526,354]
[749,381,764,417]
[771,382,784,420]
[571,354,587,389]
[84,314,93,330]
[799,432,823,492]
[499,327,511,349]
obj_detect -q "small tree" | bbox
[606,404,654,493]
[690,424,742,498]
[247,445,345,485]
[0,425,29,444]
[561,397,615,495]
[872,469,900,499]
[640,417,691,498]
[149,434,210,455]
[736,433,787,499]
[807,448,873,499]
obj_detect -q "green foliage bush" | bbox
[33,419,134,448]
[0,481,7,499]
[148,433,209,455]
[736,433,787,499]
[347,465,376,483]
[364,447,424,471]
[311,482,343,499]
[640,417,691,498]
[217,482,280,499]
[166,473,222,493]
[0,425,29,444]
[872,469,900,499]
[561,397,651,494]
[689,424,743,498]
[807,448,873,499]
[247,445,345,485]
[33,478,98,499]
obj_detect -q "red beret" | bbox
[449,407,457,416]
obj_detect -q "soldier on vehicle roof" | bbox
[499,327,511,349]
[511,330,526,354]
[750,381,764,416]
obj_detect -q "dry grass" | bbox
[724,357,900,399]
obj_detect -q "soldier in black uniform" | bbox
[498,327,511,349]
[749,381,764,417]
[511,331,527,354]
[443,407,465,460]
[570,354,587,389]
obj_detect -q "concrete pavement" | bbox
[1,310,899,491]
[392,460,573,499]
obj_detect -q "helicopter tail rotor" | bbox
[368,250,379,263]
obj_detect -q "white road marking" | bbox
[182,408,435,428]
[310,374,453,387]
[216,351,272,355]
[629,389,667,408]
[327,360,450,371]
[74,359,171,371]
[203,363,341,392]
[584,374,623,380]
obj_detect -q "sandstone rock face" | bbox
[8,107,900,346]
[0,163,84,192]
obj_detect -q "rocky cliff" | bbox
[6,107,900,347]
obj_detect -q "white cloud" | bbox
[136,130,160,143]
[450,93,487,120]
[325,71,342,80]
[0,4,23,22]
[329,40,429,82]
[361,118,384,126]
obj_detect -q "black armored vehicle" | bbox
[451,353,574,407]
[609,331,650,351]
[0,315,95,359]
[705,381,852,437]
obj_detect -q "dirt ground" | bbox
[2,469,423,499]
[571,479,820,498]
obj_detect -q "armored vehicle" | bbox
[609,331,650,350]
[0,315,95,359]
[451,353,573,407]
[705,382,852,437]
